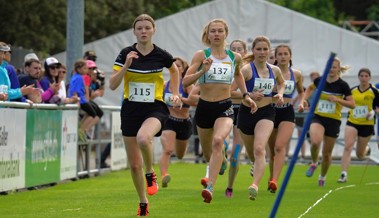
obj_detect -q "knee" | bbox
[129,162,143,173]
[136,135,152,150]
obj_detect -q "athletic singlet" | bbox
[198,48,235,85]
[245,63,275,97]
[347,84,379,125]
[273,67,296,98]
[113,43,173,102]
[313,77,352,121]
[163,80,190,108]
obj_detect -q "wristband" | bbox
[243,92,249,98]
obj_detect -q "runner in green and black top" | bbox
[182,18,256,204]
[338,68,379,183]
[303,57,355,187]
[109,14,181,217]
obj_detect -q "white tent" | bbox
[54,0,379,106]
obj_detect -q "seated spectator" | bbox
[69,59,101,142]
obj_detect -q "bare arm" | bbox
[182,50,211,87]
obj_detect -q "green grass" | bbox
[1,162,378,218]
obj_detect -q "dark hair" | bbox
[273,44,293,67]
[358,67,371,77]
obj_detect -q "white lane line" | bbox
[298,182,378,218]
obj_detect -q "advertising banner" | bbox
[60,110,78,180]
[25,110,61,187]
[111,112,127,170]
[0,109,26,192]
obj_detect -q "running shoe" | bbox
[200,177,208,188]
[137,203,149,217]
[146,172,158,196]
[225,187,233,198]
[268,179,277,193]
[250,162,254,177]
[202,184,213,203]
[337,173,347,183]
[248,184,258,200]
[318,177,325,187]
[306,163,317,177]
[162,174,171,188]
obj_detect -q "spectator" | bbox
[69,59,100,142]
[40,57,62,103]
[3,44,22,102]
[0,42,37,102]
[84,50,97,62]
[57,64,79,104]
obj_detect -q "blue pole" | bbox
[269,52,336,218]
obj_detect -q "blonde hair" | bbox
[201,19,229,47]
[133,14,155,29]
[334,57,350,75]
[243,35,271,63]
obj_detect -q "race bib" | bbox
[206,62,232,82]
[253,78,275,95]
[317,99,336,114]
[128,82,155,102]
[283,80,295,95]
[164,92,182,106]
[352,105,368,118]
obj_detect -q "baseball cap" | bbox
[0,42,11,52]
[86,60,97,69]
[24,53,39,62]
[84,50,97,58]
[45,57,61,67]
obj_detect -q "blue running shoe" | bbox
[306,163,317,177]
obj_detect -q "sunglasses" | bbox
[50,65,60,70]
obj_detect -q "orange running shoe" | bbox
[162,174,171,188]
[146,172,158,196]
[200,177,208,188]
[202,185,213,203]
[268,179,277,193]
[137,202,149,217]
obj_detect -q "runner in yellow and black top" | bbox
[338,68,379,183]
[109,14,181,217]
[303,57,355,187]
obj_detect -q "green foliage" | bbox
[0,163,378,217]
[0,0,211,56]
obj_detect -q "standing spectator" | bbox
[57,64,79,104]
[40,57,62,103]
[182,19,256,203]
[3,44,22,102]
[236,35,285,200]
[267,44,305,193]
[109,14,181,217]
[338,68,379,183]
[159,57,194,188]
[0,42,37,102]
[304,57,355,187]
[84,50,97,62]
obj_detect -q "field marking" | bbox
[62,208,82,212]
[298,182,379,218]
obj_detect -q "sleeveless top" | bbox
[163,80,190,108]
[273,67,295,98]
[198,48,235,85]
[245,62,275,97]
